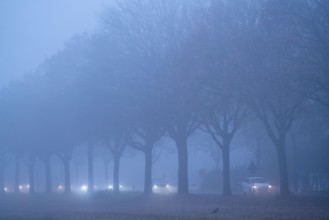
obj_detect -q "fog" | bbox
[0,0,110,87]
[0,0,329,219]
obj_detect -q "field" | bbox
[1,193,329,220]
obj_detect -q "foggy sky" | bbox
[0,0,112,88]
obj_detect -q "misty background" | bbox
[0,0,111,87]
[0,0,328,199]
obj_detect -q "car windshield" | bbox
[153,179,167,184]
[251,178,267,183]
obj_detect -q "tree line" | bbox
[0,0,328,197]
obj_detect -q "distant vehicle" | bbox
[241,177,273,195]
[19,184,30,193]
[152,179,173,193]
[106,184,126,192]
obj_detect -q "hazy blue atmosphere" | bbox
[0,0,329,219]
[0,0,111,87]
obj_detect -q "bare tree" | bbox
[129,124,164,195]
[87,140,94,194]
[203,103,247,196]
[243,62,307,197]
[57,147,73,194]
[39,151,53,193]
[103,128,129,194]
[266,0,329,108]
[0,151,9,194]
[26,153,37,194]
[95,146,112,187]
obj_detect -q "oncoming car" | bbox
[152,179,173,193]
[241,177,273,195]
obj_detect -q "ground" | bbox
[1,193,329,219]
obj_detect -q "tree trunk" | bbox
[113,156,120,193]
[45,158,52,193]
[276,141,290,197]
[262,120,291,197]
[222,143,231,196]
[0,163,4,194]
[15,156,20,193]
[215,157,220,170]
[144,145,153,195]
[28,157,36,194]
[87,143,94,194]
[63,157,71,193]
[291,132,298,193]
[104,162,109,186]
[176,137,189,195]
[256,141,261,173]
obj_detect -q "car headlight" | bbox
[252,185,257,189]
[153,185,158,188]
[80,185,88,192]
[166,184,170,188]
[268,185,272,189]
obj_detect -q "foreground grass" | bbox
[0,193,329,219]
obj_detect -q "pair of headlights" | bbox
[153,184,170,188]
[252,185,272,189]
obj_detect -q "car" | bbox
[106,184,127,192]
[152,179,173,193]
[241,177,273,195]
[18,184,30,193]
